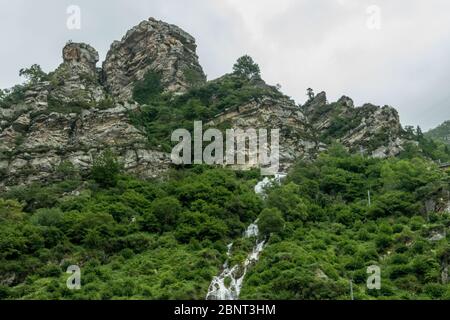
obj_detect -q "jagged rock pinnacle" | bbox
[62,42,99,70]
[103,17,206,100]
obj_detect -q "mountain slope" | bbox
[1,17,411,190]
[3,17,449,301]
[426,121,450,145]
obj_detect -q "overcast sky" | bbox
[1,0,449,130]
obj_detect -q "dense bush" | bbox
[258,208,285,236]
[132,70,163,105]
[91,149,122,188]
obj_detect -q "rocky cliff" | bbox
[0,17,409,190]
[301,92,406,158]
[206,79,408,171]
[103,17,206,100]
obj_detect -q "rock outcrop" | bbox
[103,17,206,100]
[206,77,321,172]
[0,40,172,190]
[300,92,406,158]
[48,42,107,105]
[0,17,410,189]
[0,98,170,188]
[207,82,408,171]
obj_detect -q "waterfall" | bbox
[205,223,265,300]
[205,173,286,300]
[254,173,287,196]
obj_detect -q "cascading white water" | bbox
[254,173,287,196]
[205,173,286,300]
[244,222,259,238]
[206,223,265,300]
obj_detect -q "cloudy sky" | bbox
[1,0,449,130]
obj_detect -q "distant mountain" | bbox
[425,121,450,145]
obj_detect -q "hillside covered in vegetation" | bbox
[2,17,450,300]
[1,145,450,299]
[426,121,450,147]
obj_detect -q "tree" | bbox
[416,126,423,139]
[19,64,48,84]
[267,183,309,222]
[91,149,122,188]
[148,196,182,232]
[307,88,315,101]
[258,208,285,236]
[233,55,261,80]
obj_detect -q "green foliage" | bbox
[2,138,450,300]
[0,85,26,108]
[425,120,450,145]
[0,167,262,299]
[46,95,94,114]
[97,97,115,110]
[91,149,122,188]
[143,196,182,233]
[233,55,261,80]
[132,70,163,105]
[401,124,450,162]
[55,161,79,181]
[0,64,47,109]
[240,147,450,300]
[183,67,205,87]
[258,208,285,236]
[19,64,48,84]
[30,208,64,227]
[0,199,25,223]
[129,73,283,152]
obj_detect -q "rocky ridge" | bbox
[0,18,409,190]
[103,17,206,100]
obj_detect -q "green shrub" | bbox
[258,208,285,237]
[132,70,163,104]
[91,149,122,188]
[30,208,64,227]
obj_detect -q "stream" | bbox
[205,173,286,300]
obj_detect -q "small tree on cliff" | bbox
[307,88,315,101]
[19,64,48,84]
[91,149,122,188]
[416,126,424,139]
[233,55,261,80]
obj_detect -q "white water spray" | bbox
[205,173,286,300]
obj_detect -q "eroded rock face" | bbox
[0,40,171,190]
[301,92,407,158]
[0,101,170,189]
[63,42,99,70]
[50,42,106,104]
[206,77,323,172]
[207,84,408,172]
[0,18,410,189]
[103,17,206,100]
